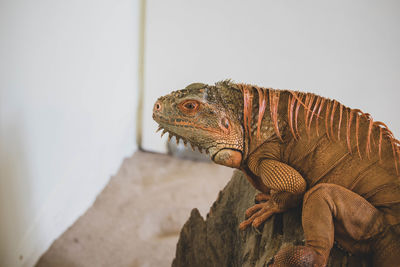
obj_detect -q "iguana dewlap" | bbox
[152,81,400,267]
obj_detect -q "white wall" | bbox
[142,0,400,153]
[0,1,139,266]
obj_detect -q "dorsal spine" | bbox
[235,83,400,174]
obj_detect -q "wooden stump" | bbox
[172,171,371,267]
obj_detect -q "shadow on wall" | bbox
[0,114,34,266]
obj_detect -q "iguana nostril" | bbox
[154,101,162,112]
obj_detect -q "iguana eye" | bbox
[184,102,196,109]
[179,100,200,113]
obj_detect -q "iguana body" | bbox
[153,81,400,266]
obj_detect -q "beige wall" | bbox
[142,0,400,153]
[0,1,139,266]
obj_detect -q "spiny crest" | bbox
[237,83,283,143]
[215,79,235,88]
[236,83,400,175]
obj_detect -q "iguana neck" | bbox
[239,86,290,161]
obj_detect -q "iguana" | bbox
[152,80,400,267]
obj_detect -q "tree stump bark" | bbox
[172,171,371,267]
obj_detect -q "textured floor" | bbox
[35,151,232,267]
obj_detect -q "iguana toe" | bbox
[239,201,280,230]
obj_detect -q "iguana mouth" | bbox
[154,114,224,135]
[155,124,240,157]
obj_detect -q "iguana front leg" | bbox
[239,159,307,230]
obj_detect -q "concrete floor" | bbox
[35,151,232,267]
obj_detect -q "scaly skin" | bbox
[153,80,400,267]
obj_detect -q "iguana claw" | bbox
[239,200,280,230]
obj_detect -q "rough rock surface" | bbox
[172,171,371,267]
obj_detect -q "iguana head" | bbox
[153,81,244,168]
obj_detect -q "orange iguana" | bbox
[152,80,400,266]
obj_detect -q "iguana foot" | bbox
[239,200,280,230]
[269,245,325,267]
